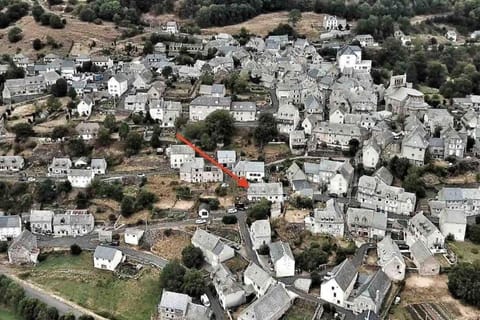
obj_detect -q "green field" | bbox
[21,252,162,320]
[0,307,21,320]
[448,240,480,264]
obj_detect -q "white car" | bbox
[201,294,211,307]
[227,207,237,214]
[195,219,207,225]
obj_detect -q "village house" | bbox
[108,74,129,97]
[305,199,345,237]
[249,219,271,250]
[346,208,387,240]
[157,290,211,320]
[77,96,94,117]
[233,161,265,182]
[424,108,454,133]
[53,210,95,237]
[2,75,46,104]
[434,187,480,216]
[406,212,445,253]
[217,150,236,169]
[401,127,429,166]
[247,182,284,203]
[230,101,257,122]
[357,174,416,215]
[453,94,480,111]
[302,114,323,136]
[384,74,428,115]
[321,259,358,308]
[439,209,466,242]
[211,264,246,309]
[0,156,24,172]
[269,241,295,277]
[362,139,381,169]
[148,99,182,128]
[93,246,125,271]
[191,229,235,267]
[189,96,232,121]
[289,130,306,155]
[243,262,276,297]
[147,81,167,100]
[303,160,354,196]
[445,30,457,42]
[323,15,347,30]
[67,169,95,188]
[441,126,467,158]
[312,122,368,150]
[410,240,440,276]
[377,235,406,281]
[354,34,377,47]
[124,92,149,113]
[180,158,223,183]
[169,145,195,169]
[8,230,40,265]
[199,84,226,97]
[30,210,54,234]
[336,45,371,73]
[0,215,22,241]
[75,122,100,141]
[48,157,72,177]
[347,270,391,315]
[91,158,107,175]
[125,228,145,245]
[238,283,294,320]
[91,56,114,69]
[276,103,300,134]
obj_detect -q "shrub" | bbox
[471,248,479,254]
[8,27,23,43]
[222,215,237,224]
[70,244,82,255]
[32,38,43,50]
[0,241,7,253]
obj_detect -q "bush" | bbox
[181,245,204,269]
[70,244,82,255]
[8,27,23,43]
[222,215,237,224]
[258,244,269,255]
[471,248,479,254]
[0,241,7,253]
[32,38,43,50]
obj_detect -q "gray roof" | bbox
[251,219,271,238]
[217,150,235,160]
[314,199,343,223]
[347,208,387,230]
[303,162,321,175]
[438,187,463,201]
[329,259,357,291]
[409,212,439,237]
[91,158,107,170]
[373,167,393,186]
[286,162,307,182]
[439,209,466,225]
[354,270,391,302]
[269,241,293,263]
[244,262,273,289]
[410,240,434,264]
[112,73,128,83]
[377,235,404,266]
[234,161,264,173]
[170,145,195,155]
[190,96,231,107]
[238,283,292,320]
[0,215,21,228]
[94,246,121,260]
[10,230,37,252]
[248,183,283,196]
[231,101,256,112]
[192,229,230,256]
[30,210,54,223]
[159,290,190,312]
[53,213,94,226]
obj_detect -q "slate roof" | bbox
[329,258,357,291]
[410,240,433,264]
[251,219,271,238]
[159,290,190,312]
[10,230,37,252]
[30,210,54,223]
[0,215,21,228]
[234,161,264,173]
[248,183,283,196]
[192,229,230,256]
[409,212,439,237]
[231,101,256,112]
[373,167,393,186]
[353,270,391,302]
[269,241,293,263]
[244,262,274,289]
[347,208,387,231]
[238,283,292,320]
[314,199,344,223]
[170,145,195,155]
[94,246,121,260]
[377,235,404,266]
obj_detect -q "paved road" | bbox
[236,211,260,266]
[205,286,225,320]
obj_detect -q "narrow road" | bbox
[0,266,107,319]
[236,211,260,266]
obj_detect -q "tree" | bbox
[79,7,97,22]
[121,196,135,217]
[135,190,157,210]
[254,113,278,146]
[103,114,117,132]
[59,314,76,320]
[8,27,23,43]
[426,61,448,88]
[96,127,112,147]
[204,110,235,146]
[51,78,68,97]
[288,9,302,26]
[467,224,480,244]
[388,156,410,179]
[33,38,43,50]
[35,179,57,204]
[448,263,480,307]
[162,66,173,78]
[159,260,186,292]
[12,123,34,142]
[125,132,143,156]
[68,87,77,99]
[66,138,90,157]
[247,198,271,221]
[118,123,129,140]
[49,14,64,28]
[32,5,45,22]
[70,244,82,255]
[296,245,329,271]
[222,215,237,224]
[182,269,204,297]
[181,245,204,269]
[57,180,72,194]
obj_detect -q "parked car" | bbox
[195,219,207,225]
[200,294,211,307]
[227,207,237,214]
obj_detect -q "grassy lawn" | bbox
[0,307,21,320]
[282,300,317,320]
[448,240,480,264]
[20,252,162,320]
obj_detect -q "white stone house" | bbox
[124,92,148,113]
[243,263,276,297]
[230,102,256,122]
[362,139,381,169]
[91,158,107,175]
[0,215,22,241]
[191,229,235,267]
[377,235,406,281]
[439,209,466,242]
[347,270,391,315]
[179,158,223,183]
[247,183,284,204]
[93,246,125,271]
[320,259,357,308]
[157,290,211,320]
[410,240,440,276]
[269,241,295,278]
[435,187,480,216]
[0,156,24,172]
[169,145,195,169]
[189,96,231,121]
[67,169,95,188]
[312,122,368,150]
[323,15,347,30]
[53,211,94,237]
[77,96,94,117]
[30,210,54,234]
[406,212,445,253]
[8,230,39,265]
[48,157,72,177]
[108,74,129,97]
[401,127,429,166]
[249,219,271,250]
[346,208,387,240]
[233,161,265,182]
[336,45,371,73]
[276,103,300,134]
[445,30,457,42]
[211,264,246,309]
[75,122,100,141]
[124,228,145,245]
[305,199,344,237]
[217,150,236,169]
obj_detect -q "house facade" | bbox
[93,246,125,271]
[305,199,345,237]
[0,215,22,241]
[191,229,235,267]
[269,241,295,277]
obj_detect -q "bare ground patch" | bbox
[151,230,191,261]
